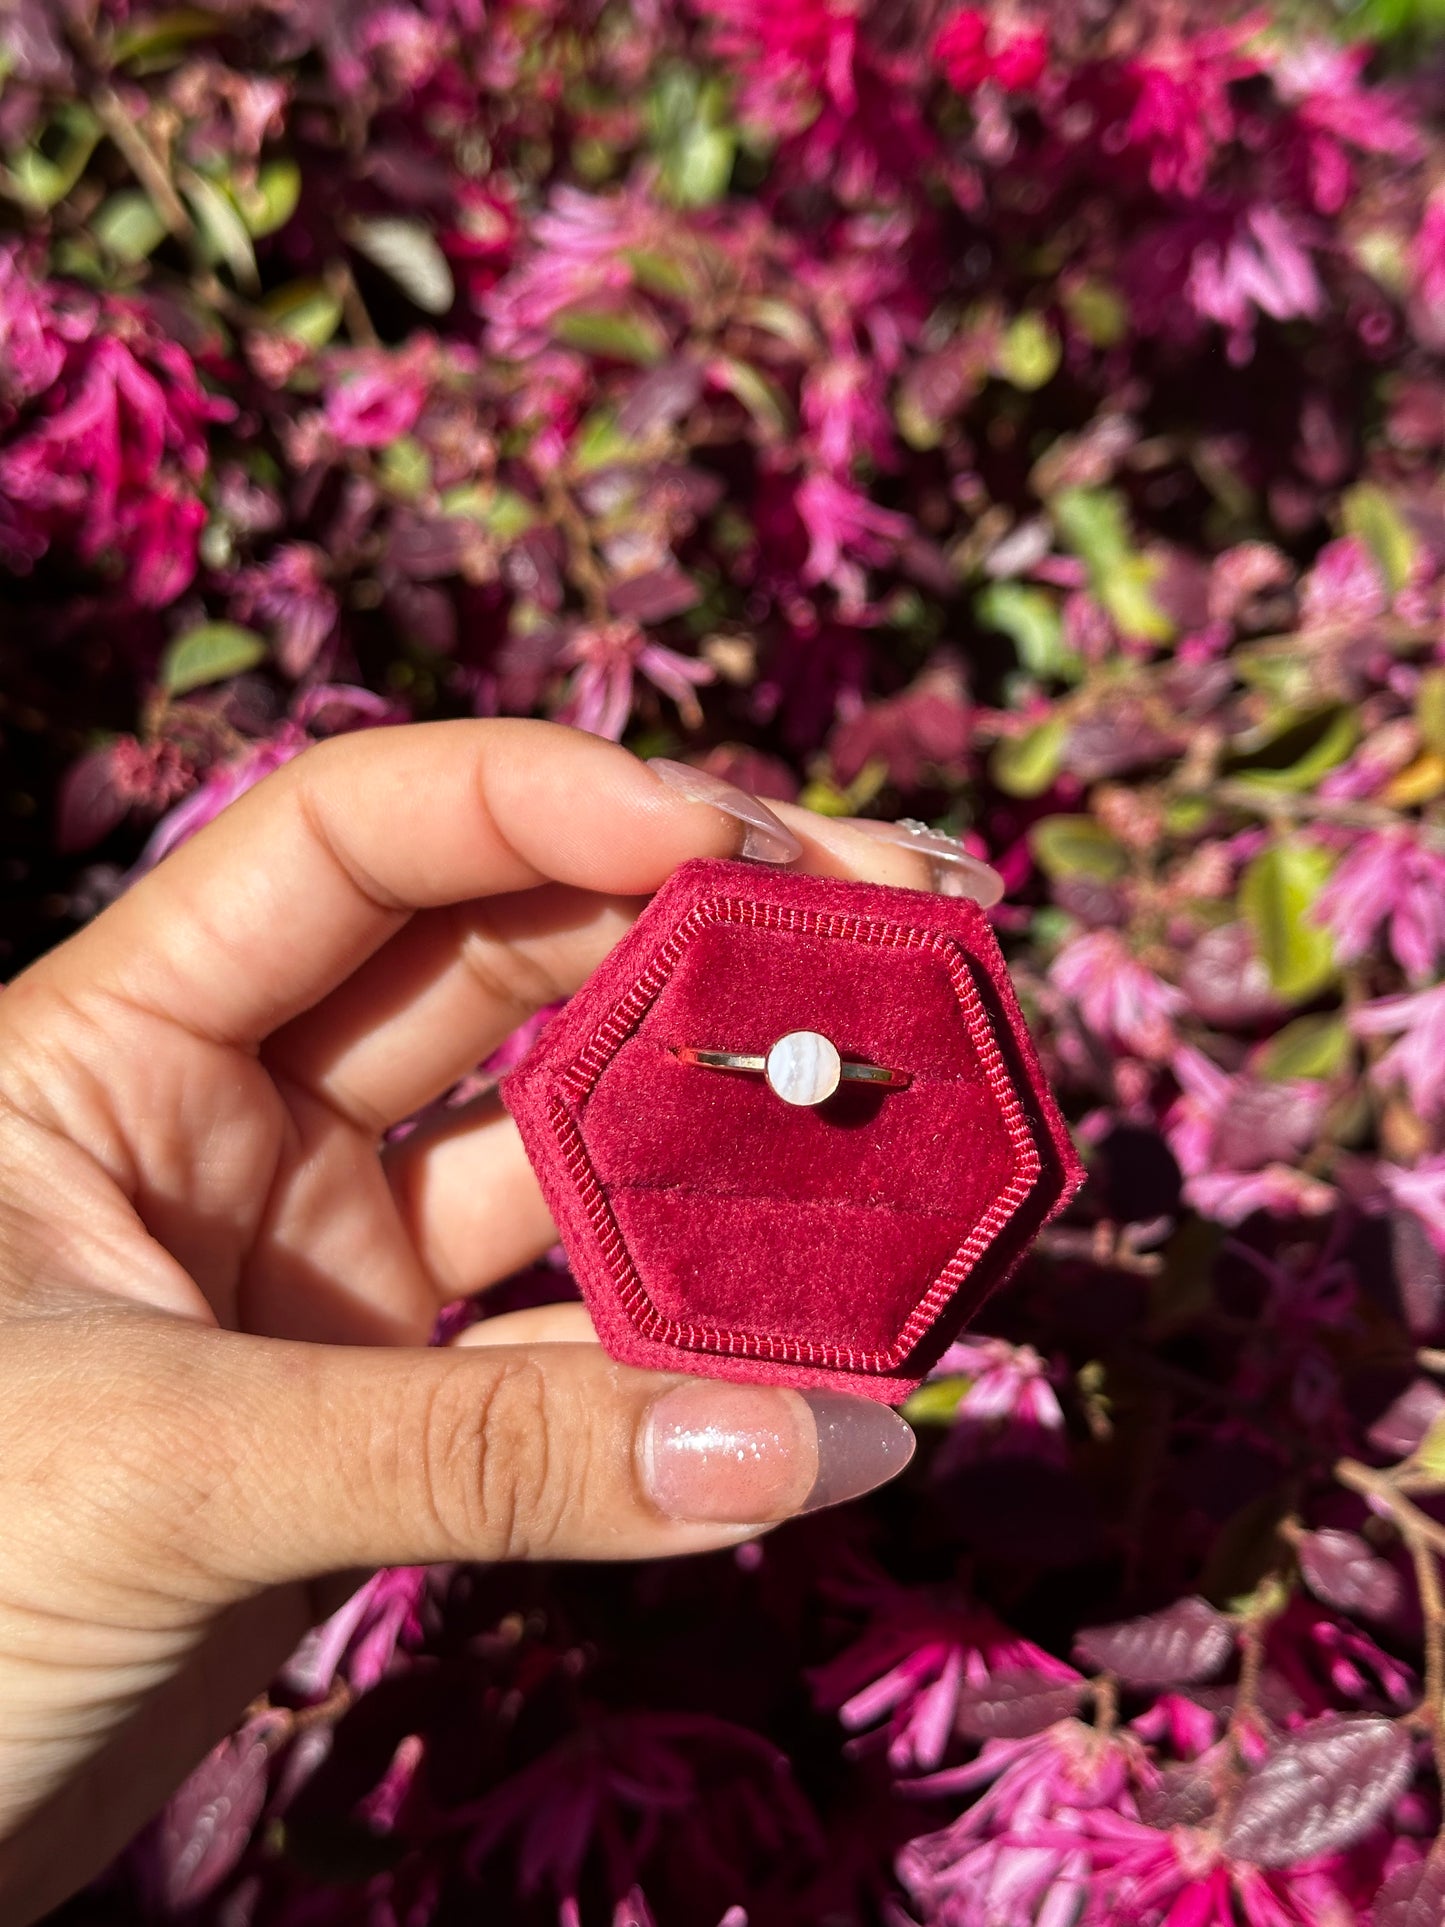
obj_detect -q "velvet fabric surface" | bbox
[503,858,1083,1403]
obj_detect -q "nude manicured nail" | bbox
[639,1379,915,1525]
[648,758,803,865]
[839,818,1005,907]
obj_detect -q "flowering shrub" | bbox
[10,0,1445,1920]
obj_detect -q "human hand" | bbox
[0,720,1000,1922]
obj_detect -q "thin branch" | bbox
[91,86,193,242]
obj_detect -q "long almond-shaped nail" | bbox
[648,758,803,865]
[638,1379,915,1525]
[839,818,1005,906]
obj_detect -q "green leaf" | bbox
[570,407,645,473]
[994,312,1061,391]
[93,190,167,264]
[9,104,100,211]
[441,483,538,540]
[552,307,668,365]
[182,171,258,290]
[1416,1411,1445,1482]
[112,8,219,67]
[649,68,737,209]
[708,355,790,437]
[1226,705,1360,794]
[902,1376,972,1425]
[378,437,430,499]
[259,279,343,347]
[348,216,454,315]
[1063,278,1128,348]
[1342,483,1417,594]
[1239,840,1338,1004]
[991,718,1068,799]
[161,622,268,695]
[1052,487,1172,644]
[1029,815,1128,882]
[239,157,301,239]
[623,249,698,301]
[976,581,1075,680]
[1418,667,1445,755]
[1257,1015,1352,1082]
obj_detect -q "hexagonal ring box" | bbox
[503,858,1082,1405]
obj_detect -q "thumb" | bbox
[75,1317,916,1591]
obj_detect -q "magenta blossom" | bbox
[1352,985,1445,1121]
[1051,929,1185,1064]
[797,472,913,614]
[812,1594,1082,1774]
[278,1567,433,1702]
[933,10,1048,96]
[1187,207,1323,362]
[926,1337,1067,1470]
[231,543,340,679]
[897,1721,1145,1926]
[320,352,427,449]
[1165,1046,1334,1226]
[557,619,713,741]
[1378,1154,1445,1256]
[0,323,231,606]
[1315,829,1445,984]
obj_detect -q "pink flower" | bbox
[934,11,1048,96]
[801,354,895,476]
[1119,28,1261,199]
[1265,1598,1417,1716]
[1378,1154,1445,1255]
[1187,207,1323,362]
[898,1721,1144,1924]
[279,1568,433,1701]
[485,187,664,358]
[455,1712,816,1904]
[1299,535,1388,631]
[1274,40,1421,213]
[56,735,193,852]
[700,0,863,132]
[796,472,912,612]
[0,243,75,404]
[1165,1046,1334,1226]
[0,327,231,606]
[322,358,426,449]
[927,1338,1067,1469]
[232,543,340,678]
[1352,986,1445,1120]
[1315,830,1445,984]
[557,619,714,740]
[1050,929,1184,1063]
[812,1593,1081,1775]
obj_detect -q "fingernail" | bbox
[648,759,803,865]
[639,1379,915,1525]
[839,818,1005,907]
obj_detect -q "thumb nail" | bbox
[638,1379,914,1526]
[648,759,803,865]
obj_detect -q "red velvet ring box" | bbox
[502,857,1082,1405]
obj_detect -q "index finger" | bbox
[39,721,760,1047]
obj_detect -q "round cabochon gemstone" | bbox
[765,1030,842,1106]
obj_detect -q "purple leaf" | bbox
[1297,1529,1403,1622]
[1367,1378,1445,1459]
[1074,1597,1236,1688]
[608,561,701,622]
[617,358,705,436]
[1374,1851,1445,1927]
[1223,1717,1415,1868]
[953,1669,1085,1741]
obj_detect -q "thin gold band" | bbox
[672,1046,909,1088]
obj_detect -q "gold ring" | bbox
[672,1030,909,1107]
